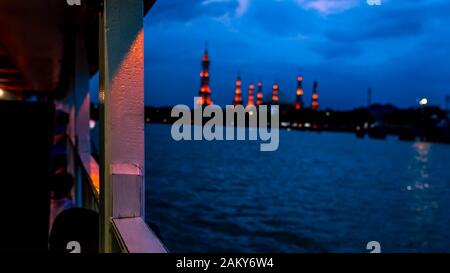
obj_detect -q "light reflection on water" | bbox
[410,142,431,190]
[146,124,450,252]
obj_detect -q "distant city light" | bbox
[419,98,428,106]
[0,88,4,97]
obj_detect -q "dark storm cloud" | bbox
[149,0,238,23]
[325,15,424,43]
[324,0,450,43]
[242,0,319,37]
[309,41,362,60]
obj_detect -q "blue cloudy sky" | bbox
[144,0,450,110]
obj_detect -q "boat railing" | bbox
[74,148,100,212]
[69,141,167,253]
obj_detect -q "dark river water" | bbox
[145,124,450,253]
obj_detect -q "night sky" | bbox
[143,0,450,110]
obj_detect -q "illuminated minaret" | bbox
[294,75,304,110]
[311,80,319,110]
[233,75,243,106]
[272,83,279,104]
[256,82,263,106]
[247,83,255,107]
[198,47,212,106]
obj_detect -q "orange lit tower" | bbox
[233,76,243,106]
[247,84,255,107]
[294,75,304,110]
[198,47,212,106]
[272,83,279,104]
[256,82,263,106]
[311,80,319,110]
